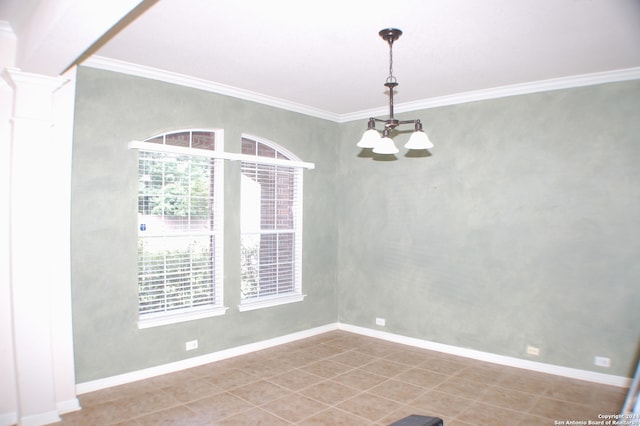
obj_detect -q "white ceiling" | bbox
[6,0,640,116]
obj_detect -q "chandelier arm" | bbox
[396,119,421,125]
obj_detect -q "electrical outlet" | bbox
[185,340,198,351]
[594,356,611,367]
[375,317,386,326]
[526,345,540,356]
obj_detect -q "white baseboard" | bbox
[0,412,17,426]
[337,322,632,388]
[76,321,631,395]
[57,397,81,414]
[0,400,79,426]
[76,323,338,394]
[15,410,60,426]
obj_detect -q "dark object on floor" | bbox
[388,415,444,426]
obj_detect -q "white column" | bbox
[0,24,19,426]
[4,68,77,426]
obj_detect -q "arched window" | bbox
[131,129,225,327]
[239,135,311,310]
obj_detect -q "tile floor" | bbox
[60,331,629,425]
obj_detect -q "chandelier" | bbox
[357,28,433,154]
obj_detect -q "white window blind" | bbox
[239,136,307,309]
[134,130,224,325]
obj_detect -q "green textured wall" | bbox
[71,67,340,382]
[71,67,639,383]
[337,80,640,377]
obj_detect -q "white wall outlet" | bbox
[526,345,540,356]
[594,356,611,367]
[375,317,386,326]
[185,340,198,351]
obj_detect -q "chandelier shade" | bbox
[357,28,433,156]
[373,131,400,154]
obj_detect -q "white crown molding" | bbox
[337,323,632,387]
[82,56,341,122]
[340,67,640,123]
[84,57,640,124]
[83,56,640,125]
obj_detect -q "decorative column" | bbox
[4,68,78,426]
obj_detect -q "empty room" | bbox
[2,1,639,425]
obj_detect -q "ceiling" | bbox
[5,0,640,116]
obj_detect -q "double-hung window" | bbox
[239,135,313,311]
[131,130,225,328]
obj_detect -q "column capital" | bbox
[3,67,69,120]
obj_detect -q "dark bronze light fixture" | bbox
[357,28,433,154]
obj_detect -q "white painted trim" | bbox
[76,322,632,396]
[76,323,338,394]
[83,56,340,122]
[341,67,640,122]
[138,306,228,329]
[337,323,632,388]
[57,398,81,415]
[82,56,640,124]
[128,140,315,169]
[238,293,306,312]
[0,412,17,426]
[17,411,60,426]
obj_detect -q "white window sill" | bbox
[138,306,228,329]
[238,293,306,312]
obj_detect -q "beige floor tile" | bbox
[215,407,292,425]
[60,331,630,425]
[379,407,448,425]
[298,379,361,405]
[369,378,427,404]
[133,405,208,426]
[263,392,328,422]
[301,358,353,378]
[336,392,403,422]
[517,413,555,425]
[333,368,388,391]
[395,367,449,388]
[359,358,412,378]
[409,389,473,418]
[161,377,222,402]
[433,376,490,400]
[355,341,402,358]
[330,350,377,367]
[326,333,380,350]
[144,369,200,388]
[185,391,254,422]
[203,366,259,390]
[530,396,601,421]
[229,379,291,405]
[267,368,325,391]
[61,398,141,425]
[419,356,470,375]
[298,407,371,425]
[126,389,184,416]
[454,362,506,385]
[479,384,539,412]
[382,347,435,366]
[498,370,553,394]
[455,400,524,425]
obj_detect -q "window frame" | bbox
[238,134,313,312]
[129,129,227,329]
